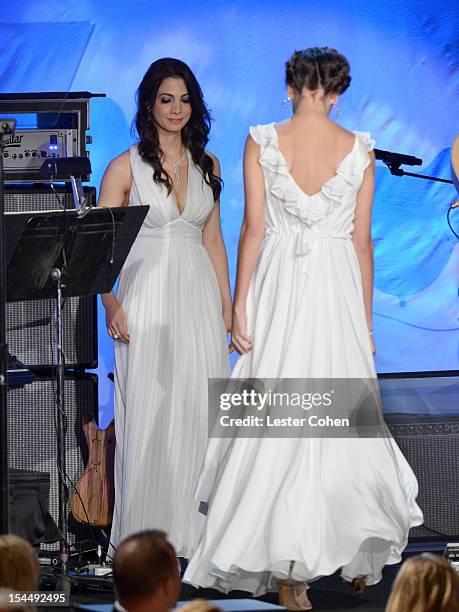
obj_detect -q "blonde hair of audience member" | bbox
[0,536,39,593]
[0,587,35,612]
[385,553,459,612]
[179,600,222,612]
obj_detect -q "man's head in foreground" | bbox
[113,530,181,612]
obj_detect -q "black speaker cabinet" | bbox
[5,185,98,369]
[388,417,459,539]
[9,469,60,547]
[7,374,99,549]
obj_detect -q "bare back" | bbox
[275,117,356,198]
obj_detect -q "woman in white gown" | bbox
[183,48,423,609]
[98,58,231,558]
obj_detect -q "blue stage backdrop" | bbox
[1,0,458,425]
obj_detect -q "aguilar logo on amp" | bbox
[3,128,79,177]
[1,133,23,148]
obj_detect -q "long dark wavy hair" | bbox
[134,57,222,201]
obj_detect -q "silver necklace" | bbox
[162,149,187,185]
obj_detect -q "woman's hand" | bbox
[370,335,376,356]
[105,300,130,344]
[222,305,234,353]
[231,309,253,354]
[222,304,232,333]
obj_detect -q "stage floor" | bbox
[68,570,394,611]
[59,542,445,612]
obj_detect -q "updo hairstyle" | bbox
[285,47,351,96]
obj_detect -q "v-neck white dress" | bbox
[183,123,423,593]
[110,145,229,557]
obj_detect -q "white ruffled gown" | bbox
[183,123,423,593]
[110,145,230,558]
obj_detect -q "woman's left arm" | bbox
[202,153,233,332]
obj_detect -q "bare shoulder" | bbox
[98,149,132,207]
[205,149,218,164]
[335,124,357,147]
[273,119,291,135]
[205,149,221,175]
[103,150,132,187]
[106,150,131,175]
[245,133,260,152]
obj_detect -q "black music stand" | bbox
[5,205,148,592]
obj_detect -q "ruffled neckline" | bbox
[269,123,359,199]
[253,122,375,226]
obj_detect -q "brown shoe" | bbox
[351,575,368,593]
[277,579,312,610]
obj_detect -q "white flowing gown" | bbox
[110,145,230,558]
[183,123,423,593]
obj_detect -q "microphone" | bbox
[40,157,92,218]
[374,148,422,177]
[374,149,422,167]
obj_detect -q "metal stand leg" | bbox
[50,267,71,596]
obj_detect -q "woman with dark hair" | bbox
[99,58,231,557]
[183,48,422,608]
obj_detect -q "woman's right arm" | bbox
[231,135,266,354]
[352,150,376,355]
[98,151,132,343]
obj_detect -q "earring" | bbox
[282,97,291,107]
[331,103,340,116]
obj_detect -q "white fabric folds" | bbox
[183,124,423,594]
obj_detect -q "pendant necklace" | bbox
[162,149,187,185]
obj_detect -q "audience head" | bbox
[0,588,34,612]
[385,553,459,612]
[113,530,181,611]
[0,535,39,593]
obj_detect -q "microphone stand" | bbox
[0,119,16,535]
[45,163,92,596]
[375,148,454,185]
[70,175,92,218]
[51,263,71,596]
